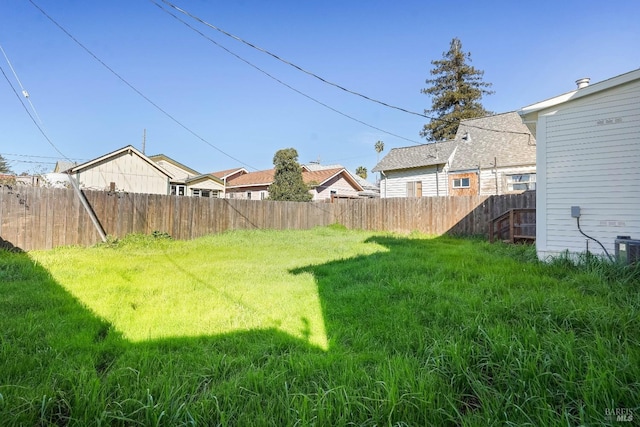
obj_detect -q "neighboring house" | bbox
[225,166,364,201]
[65,145,172,194]
[149,154,224,198]
[519,69,640,260]
[53,160,77,173]
[302,163,379,198]
[211,168,249,186]
[449,111,536,196]
[372,140,457,198]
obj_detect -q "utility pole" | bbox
[142,129,146,154]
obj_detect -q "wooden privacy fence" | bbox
[0,185,535,251]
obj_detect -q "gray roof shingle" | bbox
[450,111,536,171]
[372,140,457,172]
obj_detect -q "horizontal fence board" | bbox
[0,185,535,251]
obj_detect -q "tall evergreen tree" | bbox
[420,38,494,142]
[268,148,312,202]
[0,154,13,174]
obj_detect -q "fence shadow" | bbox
[445,191,536,238]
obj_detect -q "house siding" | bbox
[536,78,640,258]
[476,165,537,196]
[226,185,269,200]
[186,179,225,197]
[154,159,194,180]
[314,175,359,200]
[75,152,169,194]
[380,166,449,198]
[449,172,478,196]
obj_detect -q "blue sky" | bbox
[1,1,639,177]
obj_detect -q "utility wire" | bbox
[149,0,424,145]
[0,43,43,124]
[160,0,426,118]
[1,63,71,161]
[0,152,86,161]
[28,0,258,171]
[159,0,531,138]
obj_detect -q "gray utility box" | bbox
[614,237,640,264]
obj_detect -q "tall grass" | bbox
[1,227,638,426]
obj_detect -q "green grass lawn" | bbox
[1,226,638,426]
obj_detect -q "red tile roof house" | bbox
[220,166,364,201]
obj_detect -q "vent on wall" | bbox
[615,237,640,264]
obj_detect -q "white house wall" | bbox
[536,79,640,259]
[478,165,537,195]
[76,152,169,194]
[380,166,448,198]
[186,180,225,198]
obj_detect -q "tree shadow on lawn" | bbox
[1,235,633,426]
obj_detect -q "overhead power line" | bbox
[0,43,43,124]
[159,0,531,138]
[159,0,427,119]
[149,0,424,145]
[0,63,71,161]
[28,0,258,171]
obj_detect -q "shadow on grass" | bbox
[1,234,637,426]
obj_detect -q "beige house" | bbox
[149,154,224,198]
[64,145,224,197]
[66,145,171,194]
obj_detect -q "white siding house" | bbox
[372,141,457,198]
[449,112,536,196]
[519,69,640,260]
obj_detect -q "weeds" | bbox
[0,228,638,426]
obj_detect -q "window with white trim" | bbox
[507,173,536,192]
[453,178,470,189]
[192,189,212,198]
[171,184,186,196]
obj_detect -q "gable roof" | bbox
[372,140,457,172]
[184,173,224,186]
[148,153,201,177]
[226,167,364,191]
[518,68,640,134]
[302,163,375,190]
[449,111,536,171]
[211,167,249,180]
[68,145,172,178]
[53,160,77,173]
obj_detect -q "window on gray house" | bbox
[406,181,423,197]
[453,178,470,189]
[507,174,536,192]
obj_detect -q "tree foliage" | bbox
[268,148,312,202]
[0,154,13,174]
[420,38,493,142]
[0,155,13,175]
[355,166,367,179]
